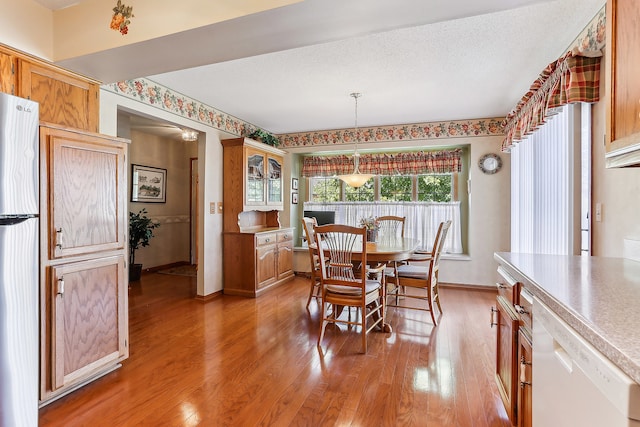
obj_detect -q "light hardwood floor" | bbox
[39,273,511,426]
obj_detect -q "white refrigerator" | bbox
[0,92,40,427]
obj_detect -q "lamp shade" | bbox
[338,173,373,188]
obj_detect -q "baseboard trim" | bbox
[143,261,190,274]
[439,282,496,292]
[196,290,223,303]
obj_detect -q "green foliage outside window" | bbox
[417,174,452,202]
[310,177,341,202]
[380,176,412,201]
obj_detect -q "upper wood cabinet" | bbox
[0,45,100,132]
[222,137,286,233]
[40,125,127,260]
[605,0,640,167]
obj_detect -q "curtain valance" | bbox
[302,149,462,177]
[502,52,601,151]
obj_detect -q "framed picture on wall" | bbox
[292,192,298,204]
[131,164,167,203]
[292,177,298,190]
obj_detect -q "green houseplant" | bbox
[247,128,280,147]
[129,208,159,281]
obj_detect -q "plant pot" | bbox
[129,263,143,282]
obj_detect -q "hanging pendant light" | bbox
[338,92,374,188]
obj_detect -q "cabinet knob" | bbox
[514,304,529,315]
[265,238,270,242]
[496,282,506,289]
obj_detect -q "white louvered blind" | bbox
[510,105,583,255]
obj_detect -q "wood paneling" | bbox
[20,61,98,132]
[38,275,511,426]
[0,50,16,94]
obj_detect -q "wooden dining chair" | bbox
[387,220,451,326]
[376,215,405,240]
[301,216,322,308]
[314,224,389,353]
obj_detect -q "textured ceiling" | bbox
[53,0,605,136]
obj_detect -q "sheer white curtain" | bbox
[303,202,462,253]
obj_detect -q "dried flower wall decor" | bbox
[110,0,134,35]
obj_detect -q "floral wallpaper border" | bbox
[102,7,604,149]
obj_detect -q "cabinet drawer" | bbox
[496,266,519,305]
[277,230,293,243]
[516,287,533,332]
[256,233,277,246]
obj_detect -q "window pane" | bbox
[345,178,374,201]
[309,177,341,202]
[380,176,412,201]
[417,174,452,202]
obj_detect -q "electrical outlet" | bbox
[210,202,216,214]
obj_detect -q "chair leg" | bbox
[318,298,329,347]
[361,303,367,353]
[306,279,320,308]
[427,283,438,326]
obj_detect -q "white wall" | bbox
[591,50,640,256]
[100,89,225,296]
[0,0,53,60]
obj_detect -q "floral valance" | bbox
[502,52,601,151]
[302,150,462,177]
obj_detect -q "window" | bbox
[309,177,340,202]
[417,174,452,202]
[380,176,412,201]
[345,179,374,202]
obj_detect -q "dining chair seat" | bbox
[395,264,429,279]
[326,280,381,295]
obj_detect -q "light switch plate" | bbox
[595,203,602,222]
[210,202,215,214]
[217,202,223,213]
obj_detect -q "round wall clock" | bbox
[478,153,502,174]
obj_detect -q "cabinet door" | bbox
[246,149,265,205]
[606,0,640,153]
[256,244,277,288]
[20,60,99,132]
[49,256,128,391]
[277,241,293,279]
[266,155,283,205]
[518,330,533,427]
[0,50,16,94]
[44,128,127,259]
[495,295,519,425]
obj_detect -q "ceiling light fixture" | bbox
[338,92,373,188]
[181,129,198,142]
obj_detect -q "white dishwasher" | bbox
[533,298,640,426]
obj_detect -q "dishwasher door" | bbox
[533,298,640,427]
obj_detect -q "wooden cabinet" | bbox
[517,330,533,427]
[605,0,640,167]
[0,45,100,132]
[224,229,294,297]
[39,124,129,405]
[494,263,534,427]
[495,295,519,425]
[43,126,126,259]
[0,50,16,94]
[48,256,127,392]
[221,137,294,297]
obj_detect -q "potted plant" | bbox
[247,128,280,147]
[129,208,159,281]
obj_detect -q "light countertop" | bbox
[494,252,640,384]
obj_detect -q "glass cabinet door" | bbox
[246,152,265,204]
[267,156,282,204]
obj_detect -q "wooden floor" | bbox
[39,273,511,427]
